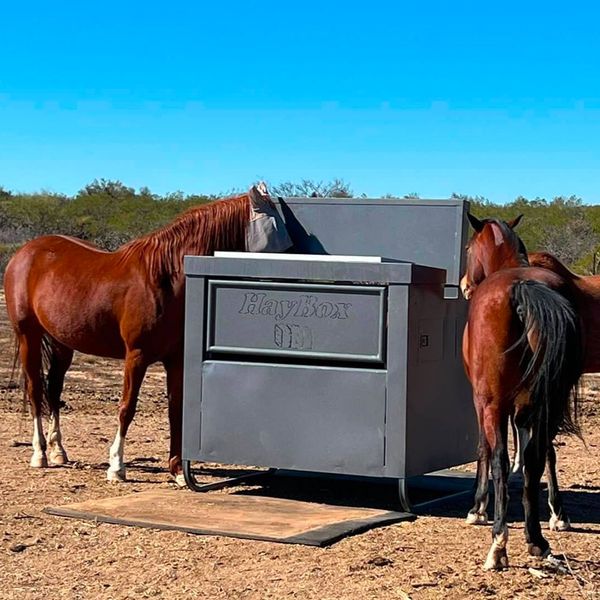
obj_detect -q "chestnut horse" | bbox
[4,184,292,485]
[460,214,583,570]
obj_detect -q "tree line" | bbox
[0,179,598,274]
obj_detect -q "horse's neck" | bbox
[486,247,528,276]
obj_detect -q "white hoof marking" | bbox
[106,468,127,483]
[49,450,69,466]
[482,529,509,570]
[174,473,187,488]
[30,453,48,468]
[466,511,488,525]
[483,548,508,571]
[549,515,571,531]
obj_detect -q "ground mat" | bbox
[44,489,414,546]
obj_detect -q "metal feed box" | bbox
[182,198,477,499]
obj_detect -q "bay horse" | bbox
[529,250,600,373]
[460,213,583,570]
[466,248,599,534]
[4,184,292,485]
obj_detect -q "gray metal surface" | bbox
[198,361,387,476]
[403,285,475,477]
[206,280,386,363]
[184,255,445,285]
[277,198,468,286]
[182,197,477,489]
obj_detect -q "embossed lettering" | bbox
[238,293,266,315]
[260,298,277,316]
[315,302,334,318]
[277,300,299,321]
[333,302,352,319]
[239,293,352,320]
[274,323,313,350]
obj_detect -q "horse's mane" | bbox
[119,193,250,284]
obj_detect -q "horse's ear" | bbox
[467,212,485,232]
[256,181,269,196]
[248,182,272,208]
[507,214,524,229]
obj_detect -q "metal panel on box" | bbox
[198,361,387,476]
[206,280,386,363]
[278,198,468,286]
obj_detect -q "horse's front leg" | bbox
[107,349,148,482]
[164,353,184,487]
[483,413,510,571]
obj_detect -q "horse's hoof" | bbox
[549,515,571,531]
[30,453,48,468]
[466,511,488,525]
[106,468,126,483]
[527,544,549,558]
[49,450,69,466]
[173,473,187,488]
[483,547,508,571]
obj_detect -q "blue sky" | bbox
[1,1,599,202]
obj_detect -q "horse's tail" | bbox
[8,331,54,415]
[9,334,21,390]
[510,280,583,444]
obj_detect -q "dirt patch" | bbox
[0,290,598,599]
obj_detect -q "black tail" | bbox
[10,332,54,415]
[510,280,583,443]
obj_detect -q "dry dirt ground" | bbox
[0,291,598,600]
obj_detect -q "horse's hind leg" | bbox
[46,341,74,465]
[18,331,48,468]
[467,420,490,525]
[546,443,570,531]
[483,408,510,571]
[522,424,551,558]
[164,353,184,486]
[107,349,148,482]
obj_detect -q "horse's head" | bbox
[246,183,293,253]
[460,213,526,300]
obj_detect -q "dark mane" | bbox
[119,193,250,283]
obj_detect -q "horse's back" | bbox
[468,266,571,336]
[528,252,579,281]
[3,236,76,324]
[4,236,128,354]
[5,235,109,307]
[465,267,571,385]
[474,266,568,301]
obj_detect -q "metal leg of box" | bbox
[183,460,275,493]
[398,478,412,512]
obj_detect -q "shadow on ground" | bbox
[183,464,600,528]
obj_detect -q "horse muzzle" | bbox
[460,275,474,300]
